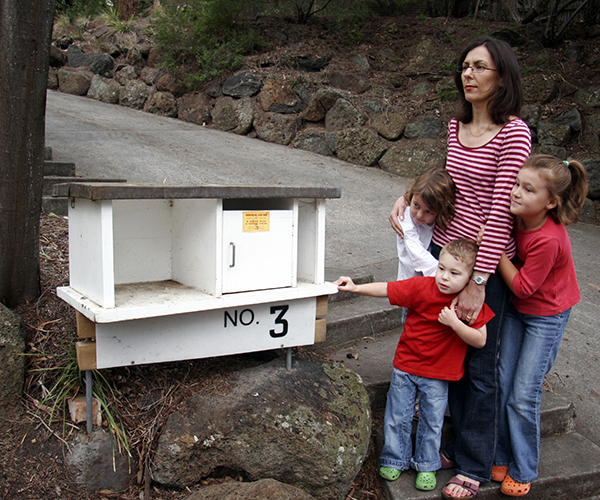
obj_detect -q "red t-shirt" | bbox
[511,216,580,315]
[387,277,495,381]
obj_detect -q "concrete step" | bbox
[44,160,76,176]
[320,295,404,349]
[378,431,600,500]
[42,177,127,215]
[325,329,576,438]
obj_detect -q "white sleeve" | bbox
[399,210,438,278]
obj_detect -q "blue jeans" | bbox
[495,302,570,483]
[432,243,510,483]
[380,367,448,472]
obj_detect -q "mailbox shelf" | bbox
[57,280,336,323]
[54,183,341,371]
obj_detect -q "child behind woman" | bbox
[335,239,495,492]
[395,168,455,282]
[492,154,588,497]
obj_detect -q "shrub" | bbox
[153,0,268,89]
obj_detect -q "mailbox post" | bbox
[55,183,341,423]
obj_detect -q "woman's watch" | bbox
[471,275,488,286]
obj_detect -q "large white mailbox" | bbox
[55,183,341,371]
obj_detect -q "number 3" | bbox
[269,305,289,338]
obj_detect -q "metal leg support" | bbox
[286,347,292,371]
[86,370,93,434]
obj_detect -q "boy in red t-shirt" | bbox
[335,238,494,491]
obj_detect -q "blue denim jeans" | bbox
[380,367,448,472]
[431,243,510,483]
[495,302,570,483]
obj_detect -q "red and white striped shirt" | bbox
[432,117,532,273]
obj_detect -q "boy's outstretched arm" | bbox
[438,306,487,348]
[334,277,388,297]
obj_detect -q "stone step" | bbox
[324,328,576,438]
[44,160,76,177]
[43,176,125,196]
[320,295,404,349]
[43,177,127,215]
[380,431,600,500]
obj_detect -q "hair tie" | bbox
[563,160,570,167]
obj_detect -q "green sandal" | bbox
[379,466,401,481]
[415,471,436,491]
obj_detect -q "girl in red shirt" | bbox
[492,154,588,496]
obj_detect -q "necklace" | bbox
[465,123,492,138]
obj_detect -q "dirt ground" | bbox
[3,12,600,500]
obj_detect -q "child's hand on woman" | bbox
[438,306,460,329]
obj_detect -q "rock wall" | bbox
[46,19,600,222]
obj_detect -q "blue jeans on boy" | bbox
[495,302,571,483]
[432,243,511,483]
[380,367,447,472]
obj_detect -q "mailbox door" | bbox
[222,210,294,293]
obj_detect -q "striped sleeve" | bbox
[434,118,532,274]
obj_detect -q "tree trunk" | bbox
[118,0,138,20]
[0,0,56,307]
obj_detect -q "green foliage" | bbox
[33,348,131,459]
[55,0,106,21]
[153,0,268,89]
[100,2,135,32]
[437,85,459,102]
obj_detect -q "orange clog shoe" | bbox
[491,465,508,482]
[501,474,531,496]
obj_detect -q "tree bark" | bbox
[0,0,56,307]
[118,0,138,20]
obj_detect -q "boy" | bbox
[334,238,494,491]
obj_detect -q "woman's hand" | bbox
[389,196,407,237]
[451,279,486,325]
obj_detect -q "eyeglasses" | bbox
[457,65,498,74]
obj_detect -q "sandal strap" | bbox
[445,476,480,496]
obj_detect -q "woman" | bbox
[389,37,531,499]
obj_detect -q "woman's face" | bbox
[460,45,502,107]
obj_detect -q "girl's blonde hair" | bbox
[523,154,589,225]
[405,168,456,230]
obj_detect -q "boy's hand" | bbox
[334,276,356,292]
[438,306,460,328]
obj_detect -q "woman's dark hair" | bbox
[454,36,523,125]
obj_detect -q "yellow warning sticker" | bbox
[243,211,270,232]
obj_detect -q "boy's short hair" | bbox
[441,238,478,272]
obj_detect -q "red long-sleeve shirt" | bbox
[511,216,580,316]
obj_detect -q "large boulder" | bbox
[152,358,371,500]
[335,128,387,167]
[379,139,446,177]
[259,79,303,114]
[211,96,255,135]
[254,111,300,145]
[0,304,26,418]
[87,74,120,104]
[67,429,135,493]
[184,478,314,500]
[57,68,92,96]
[325,99,365,132]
